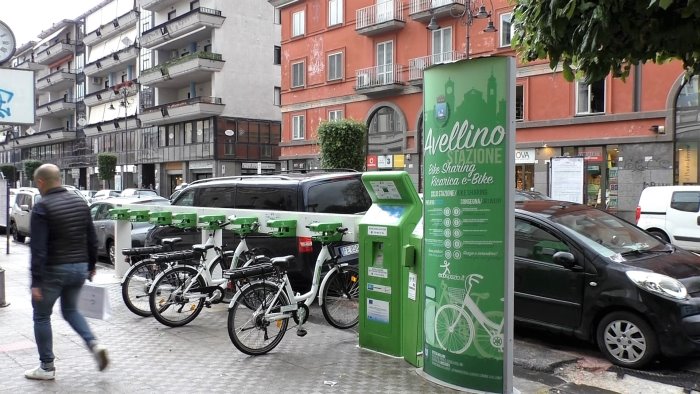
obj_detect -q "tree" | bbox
[97,153,117,189]
[317,119,367,172]
[512,0,700,83]
[0,164,16,183]
[23,160,42,182]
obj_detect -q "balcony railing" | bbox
[15,126,77,146]
[140,0,179,12]
[139,51,224,87]
[140,96,224,126]
[36,96,77,117]
[356,1,405,32]
[409,0,466,22]
[140,7,225,49]
[141,51,223,75]
[355,65,405,90]
[36,68,77,91]
[408,51,467,81]
[83,46,138,77]
[83,9,139,46]
[34,40,76,65]
[83,80,139,107]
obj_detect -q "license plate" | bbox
[339,243,359,256]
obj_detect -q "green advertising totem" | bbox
[422,57,515,392]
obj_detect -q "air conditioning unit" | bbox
[92,77,102,85]
[357,73,370,88]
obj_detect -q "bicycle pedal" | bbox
[204,301,212,308]
[296,328,307,337]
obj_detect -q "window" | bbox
[500,12,513,47]
[274,86,281,106]
[327,52,343,81]
[235,185,297,211]
[193,186,236,208]
[291,61,305,88]
[515,85,524,121]
[274,46,281,65]
[514,219,570,265]
[307,179,371,214]
[576,79,605,114]
[431,27,452,63]
[190,0,199,10]
[274,8,281,24]
[328,110,343,121]
[292,115,305,140]
[292,10,305,37]
[376,41,394,84]
[142,53,151,70]
[168,10,176,20]
[328,0,343,26]
[671,192,700,212]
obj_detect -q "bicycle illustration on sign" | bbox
[0,88,14,119]
[434,274,504,359]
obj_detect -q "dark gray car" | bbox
[89,196,170,264]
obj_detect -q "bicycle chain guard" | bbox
[292,303,309,325]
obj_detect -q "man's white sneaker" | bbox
[24,366,55,380]
[92,344,109,371]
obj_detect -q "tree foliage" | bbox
[0,165,16,183]
[512,0,700,83]
[97,153,117,187]
[317,119,367,172]
[23,160,42,182]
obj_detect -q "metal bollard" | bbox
[0,268,9,307]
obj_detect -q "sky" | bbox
[2,0,104,46]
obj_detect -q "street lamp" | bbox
[110,80,135,190]
[427,0,497,59]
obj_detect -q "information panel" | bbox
[0,68,35,125]
[422,57,514,393]
[550,157,584,203]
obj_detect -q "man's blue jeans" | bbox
[32,263,96,364]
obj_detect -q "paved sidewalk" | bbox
[0,240,555,393]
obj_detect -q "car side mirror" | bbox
[553,251,577,269]
[20,204,30,212]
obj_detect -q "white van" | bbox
[636,185,700,251]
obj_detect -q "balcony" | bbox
[139,51,224,88]
[83,9,139,46]
[141,8,225,50]
[36,69,76,92]
[83,46,139,77]
[83,80,139,107]
[408,51,467,84]
[16,127,77,147]
[355,65,406,96]
[13,58,43,71]
[356,1,406,36]
[268,0,300,8]
[140,0,180,12]
[83,115,139,137]
[36,97,77,118]
[34,40,76,65]
[139,96,224,126]
[409,0,466,22]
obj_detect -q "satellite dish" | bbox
[122,37,132,46]
[77,117,87,126]
[26,127,35,135]
[224,129,234,136]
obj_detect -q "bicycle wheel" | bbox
[434,305,475,354]
[149,266,206,327]
[228,281,289,355]
[121,259,167,317]
[473,311,504,360]
[321,267,360,329]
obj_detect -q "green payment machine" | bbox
[359,171,422,365]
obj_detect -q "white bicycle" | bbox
[434,274,504,359]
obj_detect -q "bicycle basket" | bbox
[447,287,466,305]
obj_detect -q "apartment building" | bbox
[1,0,282,196]
[271,0,697,221]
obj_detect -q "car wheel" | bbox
[648,230,669,243]
[107,240,115,265]
[596,311,658,369]
[11,222,25,243]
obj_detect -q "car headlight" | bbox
[626,270,688,300]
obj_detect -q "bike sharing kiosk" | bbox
[420,57,515,392]
[358,171,422,363]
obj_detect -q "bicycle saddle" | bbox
[472,292,490,301]
[192,243,215,253]
[161,237,182,245]
[270,255,294,270]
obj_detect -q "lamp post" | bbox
[427,0,497,59]
[109,81,134,190]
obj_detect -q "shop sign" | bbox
[423,57,514,393]
[292,161,306,170]
[366,155,378,169]
[393,154,405,168]
[190,160,214,170]
[579,147,603,162]
[242,162,276,170]
[515,148,536,164]
[377,155,393,169]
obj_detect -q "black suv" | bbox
[144,171,372,291]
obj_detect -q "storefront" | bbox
[515,148,536,190]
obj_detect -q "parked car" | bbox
[515,199,700,368]
[79,189,97,203]
[120,188,160,198]
[636,185,700,251]
[10,187,41,243]
[63,185,91,204]
[514,189,550,202]
[90,196,170,264]
[93,189,121,201]
[0,188,17,229]
[145,171,372,291]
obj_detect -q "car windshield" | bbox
[549,207,667,261]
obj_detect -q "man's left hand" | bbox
[31,287,43,302]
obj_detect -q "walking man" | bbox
[25,164,109,380]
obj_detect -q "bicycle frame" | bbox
[461,292,504,335]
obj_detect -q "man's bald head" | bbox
[34,164,61,194]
